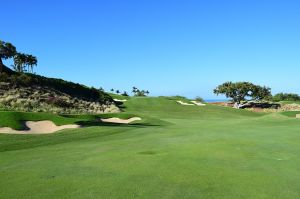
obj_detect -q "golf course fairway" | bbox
[0,97,300,199]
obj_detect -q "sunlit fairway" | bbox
[1,97,300,199]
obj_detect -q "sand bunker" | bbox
[177,101,194,106]
[296,114,300,118]
[114,99,127,102]
[100,117,141,124]
[0,121,80,134]
[190,101,206,106]
[177,100,206,106]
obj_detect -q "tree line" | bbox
[110,87,150,97]
[0,40,38,73]
[273,93,300,102]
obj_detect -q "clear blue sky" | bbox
[2,0,300,99]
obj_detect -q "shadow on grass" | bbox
[0,121,163,152]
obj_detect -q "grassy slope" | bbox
[0,111,138,130]
[124,97,263,119]
[280,111,300,117]
[1,97,300,199]
[108,93,130,100]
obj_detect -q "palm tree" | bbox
[13,53,27,72]
[122,91,129,96]
[26,54,37,73]
[132,86,137,95]
[0,40,17,72]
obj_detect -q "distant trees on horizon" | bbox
[108,87,150,97]
[132,87,150,97]
[273,93,300,102]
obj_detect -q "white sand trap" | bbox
[100,117,141,124]
[296,114,300,118]
[0,121,80,134]
[114,99,127,102]
[177,100,194,106]
[190,101,206,106]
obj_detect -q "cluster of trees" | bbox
[214,82,272,108]
[109,87,150,97]
[132,87,150,97]
[0,40,37,73]
[273,93,300,102]
[110,88,129,96]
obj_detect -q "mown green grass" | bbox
[108,92,130,100]
[1,97,300,199]
[280,111,300,118]
[0,111,82,130]
[124,96,264,119]
[0,111,138,130]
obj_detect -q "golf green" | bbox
[0,97,300,199]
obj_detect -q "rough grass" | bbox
[279,100,300,105]
[1,97,300,199]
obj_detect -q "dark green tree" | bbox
[122,91,129,96]
[26,54,38,73]
[273,93,300,102]
[214,81,271,108]
[251,85,272,101]
[195,96,204,103]
[132,86,137,95]
[13,53,28,72]
[0,40,17,72]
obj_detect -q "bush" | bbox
[195,96,204,103]
[121,91,129,96]
[273,93,300,102]
[0,72,9,82]
[46,96,73,108]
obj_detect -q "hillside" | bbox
[123,96,265,119]
[0,65,119,114]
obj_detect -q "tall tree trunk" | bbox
[0,58,3,73]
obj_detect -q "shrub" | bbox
[0,72,9,82]
[1,71,113,103]
[273,93,300,102]
[122,91,129,96]
[195,96,204,103]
